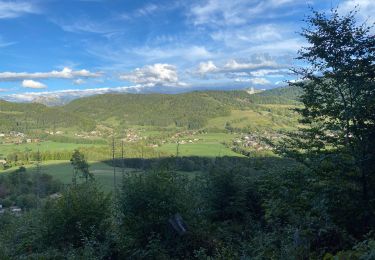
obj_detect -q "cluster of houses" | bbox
[171,130,200,140]
[74,130,105,139]
[122,130,144,143]
[233,133,282,151]
[170,131,202,145]
[177,138,200,145]
[0,131,40,145]
[45,130,64,135]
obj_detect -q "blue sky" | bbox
[0,0,373,101]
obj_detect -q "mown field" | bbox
[0,141,105,156]
[1,160,130,192]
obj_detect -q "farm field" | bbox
[0,141,104,155]
[1,160,130,192]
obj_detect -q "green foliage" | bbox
[278,7,375,238]
[0,100,96,132]
[251,86,302,105]
[0,167,61,209]
[329,238,375,260]
[0,182,113,259]
[41,183,111,250]
[208,166,263,223]
[117,170,197,257]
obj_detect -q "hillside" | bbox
[0,100,96,133]
[62,86,300,128]
[0,86,301,133]
[63,92,230,129]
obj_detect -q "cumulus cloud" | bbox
[120,64,187,87]
[0,1,38,19]
[197,61,218,75]
[0,67,101,82]
[22,79,47,89]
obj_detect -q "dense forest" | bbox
[0,100,96,132]
[0,7,374,259]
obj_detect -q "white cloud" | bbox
[224,59,278,71]
[234,77,271,85]
[249,69,288,77]
[0,35,16,48]
[73,79,85,85]
[190,0,299,27]
[120,64,187,87]
[133,3,158,17]
[244,38,305,54]
[194,55,289,85]
[54,18,121,37]
[197,56,284,76]
[0,67,101,81]
[132,45,213,62]
[249,77,271,85]
[339,0,375,24]
[211,24,285,47]
[0,1,38,19]
[22,80,47,89]
[0,88,7,92]
[3,85,147,103]
[120,2,180,20]
[197,61,218,75]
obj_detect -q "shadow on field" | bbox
[103,155,298,174]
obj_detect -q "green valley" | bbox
[1,6,374,259]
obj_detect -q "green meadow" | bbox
[1,160,129,192]
[0,141,104,156]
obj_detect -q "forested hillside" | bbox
[1,86,300,132]
[0,100,96,132]
[63,92,231,129]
